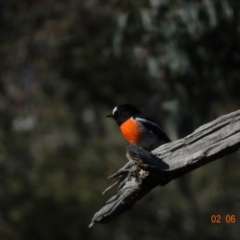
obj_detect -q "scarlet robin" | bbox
[106,103,171,151]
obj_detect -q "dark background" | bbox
[0,0,240,239]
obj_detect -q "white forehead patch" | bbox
[112,106,118,115]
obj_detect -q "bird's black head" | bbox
[106,103,141,125]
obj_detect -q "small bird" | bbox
[106,103,171,151]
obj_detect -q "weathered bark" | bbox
[89,110,240,227]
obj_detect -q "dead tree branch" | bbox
[89,109,240,227]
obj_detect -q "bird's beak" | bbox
[106,114,113,118]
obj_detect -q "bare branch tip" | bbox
[88,222,95,228]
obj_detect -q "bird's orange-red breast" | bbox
[119,118,142,144]
[106,103,171,151]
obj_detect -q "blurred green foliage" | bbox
[0,0,240,239]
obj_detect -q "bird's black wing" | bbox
[134,116,171,143]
